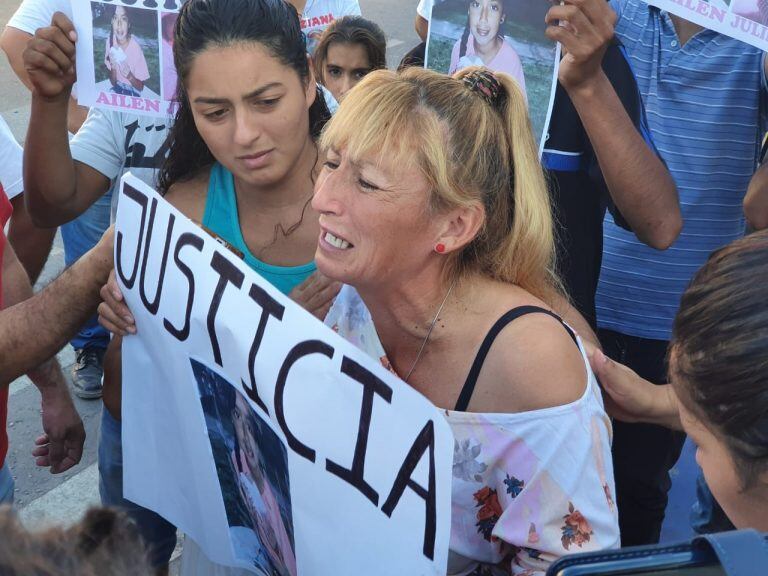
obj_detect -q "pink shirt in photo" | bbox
[105,36,150,87]
[162,39,177,99]
[449,37,527,102]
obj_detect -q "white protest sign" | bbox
[424,0,560,154]
[642,0,768,51]
[72,0,182,117]
[115,173,453,575]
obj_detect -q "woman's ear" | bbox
[435,202,485,254]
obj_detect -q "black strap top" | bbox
[453,305,579,412]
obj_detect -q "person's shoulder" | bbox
[472,302,588,414]
[164,168,210,221]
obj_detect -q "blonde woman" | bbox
[316,67,619,574]
[98,66,619,573]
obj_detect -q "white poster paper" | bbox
[641,0,768,51]
[115,173,453,575]
[425,0,560,153]
[72,0,181,117]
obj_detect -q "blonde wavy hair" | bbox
[320,66,559,303]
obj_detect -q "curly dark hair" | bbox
[159,0,331,195]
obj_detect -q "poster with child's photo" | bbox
[92,2,160,98]
[73,0,178,117]
[193,359,297,576]
[425,0,559,152]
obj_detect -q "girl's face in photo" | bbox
[468,0,505,47]
[112,7,130,44]
[186,42,316,191]
[233,396,261,479]
[322,42,372,103]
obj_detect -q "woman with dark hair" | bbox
[22,0,340,572]
[312,15,386,103]
[593,230,768,532]
[448,0,526,99]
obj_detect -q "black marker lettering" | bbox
[325,357,393,505]
[241,283,285,414]
[207,252,245,366]
[275,340,334,462]
[138,200,175,314]
[115,184,149,289]
[163,232,204,341]
[381,420,437,560]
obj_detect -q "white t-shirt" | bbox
[0,116,23,201]
[7,0,78,99]
[70,108,171,217]
[7,0,72,34]
[300,0,361,54]
[416,0,433,20]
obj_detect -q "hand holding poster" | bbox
[115,174,453,574]
[73,0,181,116]
[425,0,560,152]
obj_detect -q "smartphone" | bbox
[547,545,727,576]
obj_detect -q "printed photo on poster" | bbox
[160,12,179,101]
[732,0,768,26]
[193,359,297,576]
[643,0,768,52]
[91,1,160,99]
[425,0,559,149]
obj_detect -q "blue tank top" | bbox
[202,163,316,295]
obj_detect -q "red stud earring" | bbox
[435,243,446,254]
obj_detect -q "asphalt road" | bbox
[0,0,420,567]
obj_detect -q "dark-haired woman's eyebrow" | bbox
[243,82,285,100]
[193,83,285,105]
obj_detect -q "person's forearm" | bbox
[567,72,681,250]
[415,15,429,42]
[24,96,84,226]
[0,242,112,385]
[1,246,72,391]
[647,384,683,430]
[744,162,768,230]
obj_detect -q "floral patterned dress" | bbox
[325,286,620,575]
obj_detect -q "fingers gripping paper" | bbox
[115,174,453,575]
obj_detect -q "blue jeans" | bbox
[61,191,112,351]
[98,408,177,567]
[0,461,14,504]
[691,470,735,534]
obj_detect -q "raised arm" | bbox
[546,0,681,250]
[21,12,111,226]
[744,161,768,230]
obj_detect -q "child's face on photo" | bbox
[468,0,505,46]
[112,7,130,43]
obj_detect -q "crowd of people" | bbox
[0,0,766,573]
